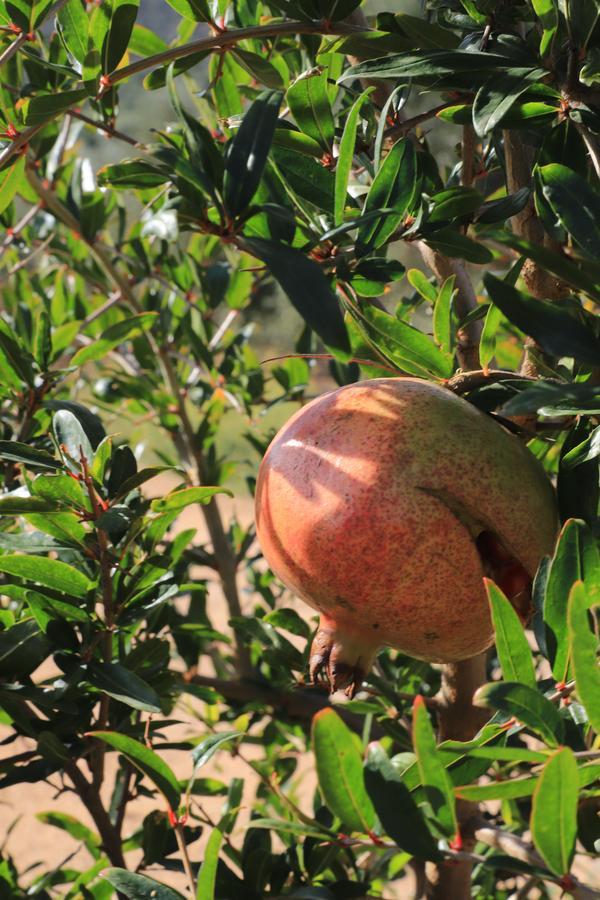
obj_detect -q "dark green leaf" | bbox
[0,619,49,677]
[531,747,578,876]
[87,662,162,713]
[312,708,375,834]
[105,0,139,73]
[357,138,418,255]
[484,274,600,365]
[223,90,283,218]
[364,742,442,860]
[243,238,350,356]
[0,441,62,470]
[88,732,180,810]
[538,163,600,259]
[474,682,563,746]
[473,69,545,136]
[425,229,493,264]
[24,90,87,126]
[45,400,106,450]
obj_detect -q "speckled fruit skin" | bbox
[255,378,558,690]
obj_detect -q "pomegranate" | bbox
[255,378,557,696]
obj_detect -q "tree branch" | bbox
[26,166,252,676]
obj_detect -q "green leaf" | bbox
[24,90,87,126]
[191,731,243,771]
[247,818,334,839]
[0,441,62,471]
[474,682,563,747]
[102,869,185,900]
[71,313,158,365]
[87,662,162,713]
[57,0,91,63]
[287,68,334,153]
[364,743,442,860]
[112,466,176,500]
[472,69,545,136]
[484,273,600,365]
[531,747,578,876]
[150,486,231,512]
[545,519,597,682]
[479,304,504,369]
[0,156,25,217]
[231,48,284,90]
[197,827,224,900]
[0,496,62,515]
[348,301,452,379]
[53,409,94,465]
[312,708,375,834]
[128,23,168,56]
[0,619,49,677]
[357,138,418,255]
[432,276,454,354]
[531,0,558,55]
[223,90,283,218]
[46,400,106,450]
[162,0,210,21]
[104,0,139,73]
[568,581,600,732]
[407,268,437,303]
[271,147,335,212]
[562,425,600,468]
[334,88,372,226]
[488,229,600,302]
[340,50,513,86]
[412,696,457,839]
[425,229,493,264]
[486,579,536,689]
[428,186,484,223]
[88,732,180,810]
[538,163,600,259]
[37,812,101,857]
[243,237,350,356]
[0,554,92,598]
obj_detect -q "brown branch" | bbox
[69,110,144,147]
[445,369,538,395]
[26,167,252,676]
[188,673,394,736]
[416,242,484,372]
[66,762,125,868]
[474,826,600,900]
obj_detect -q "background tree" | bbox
[0,0,598,898]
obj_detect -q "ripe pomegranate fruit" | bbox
[255,378,557,696]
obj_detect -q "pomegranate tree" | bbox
[255,378,557,696]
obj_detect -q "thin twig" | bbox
[174,822,196,895]
[69,109,144,147]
